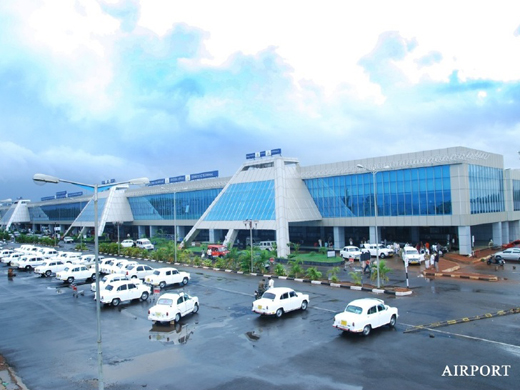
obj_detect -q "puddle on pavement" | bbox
[148,322,195,344]
[246,331,260,341]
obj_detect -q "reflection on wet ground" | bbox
[148,322,196,344]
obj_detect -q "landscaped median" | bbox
[106,250,413,296]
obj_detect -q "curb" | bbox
[423,271,498,282]
[99,252,413,296]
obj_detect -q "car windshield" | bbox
[63,267,70,272]
[406,248,419,254]
[152,270,161,275]
[158,298,173,305]
[105,285,114,291]
[262,292,276,300]
[345,305,363,315]
[126,265,136,270]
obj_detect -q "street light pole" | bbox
[357,164,389,289]
[174,190,177,263]
[244,219,258,273]
[33,174,149,390]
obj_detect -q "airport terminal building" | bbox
[2,146,520,257]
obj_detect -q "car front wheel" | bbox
[159,281,166,289]
[389,315,397,328]
[301,300,308,311]
[193,303,199,313]
[182,277,189,285]
[112,298,120,307]
[140,292,149,301]
[67,277,74,284]
[379,253,386,259]
[362,325,371,336]
[174,313,181,323]
[45,270,52,277]
[276,308,284,318]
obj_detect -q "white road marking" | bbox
[401,322,520,349]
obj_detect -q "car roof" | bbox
[157,293,183,300]
[347,298,385,309]
[265,287,294,294]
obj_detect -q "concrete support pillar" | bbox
[492,222,503,247]
[137,226,146,238]
[333,227,345,250]
[458,226,472,256]
[150,226,158,238]
[509,221,520,243]
[209,229,216,243]
[368,226,381,244]
[501,222,509,247]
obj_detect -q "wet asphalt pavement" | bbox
[0,251,519,390]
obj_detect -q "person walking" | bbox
[268,277,274,289]
[430,252,436,270]
[433,252,440,272]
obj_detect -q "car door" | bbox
[287,290,300,311]
[367,305,380,328]
[117,283,129,301]
[127,283,139,300]
[376,303,388,328]
[177,294,187,315]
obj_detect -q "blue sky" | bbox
[1,0,520,202]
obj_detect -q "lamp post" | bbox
[357,164,389,289]
[115,222,122,256]
[33,173,149,390]
[174,190,177,263]
[243,219,258,273]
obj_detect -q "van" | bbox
[258,241,276,251]
[136,239,154,250]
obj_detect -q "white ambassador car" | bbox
[56,265,96,284]
[91,273,131,292]
[145,267,190,289]
[148,292,199,324]
[99,280,150,306]
[333,298,398,336]
[34,260,67,277]
[252,287,310,318]
[121,239,135,248]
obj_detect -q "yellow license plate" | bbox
[155,312,161,317]
[341,320,347,326]
[257,305,263,310]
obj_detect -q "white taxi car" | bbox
[145,267,190,289]
[56,265,96,284]
[121,239,135,248]
[333,298,398,336]
[34,260,67,277]
[91,273,130,292]
[252,287,309,318]
[99,280,150,306]
[148,292,199,324]
[402,246,422,265]
[124,264,155,280]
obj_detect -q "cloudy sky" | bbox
[1,0,520,202]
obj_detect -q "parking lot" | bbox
[0,246,519,390]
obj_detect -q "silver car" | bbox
[494,248,520,261]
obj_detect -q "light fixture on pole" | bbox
[356,164,389,289]
[243,219,258,273]
[33,173,149,390]
[173,187,188,264]
[116,221,122,256]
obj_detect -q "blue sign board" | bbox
[149,178,166,186]
[56,191,67,197]
[189,170,218,181]
[41,196,55,201]
[101,179,116,185]
[169,175,187,183]
[68,192,83,198]
[246,148,282,160]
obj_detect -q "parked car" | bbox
[148,292,199,324]
[0,249,13,259]
[124,264,155,280]
[37,248,58,259]
[17,255,46,271]
[34,260,67,277]
[494,248,520,261]
[360,243,394,258]
[135,238,154,250]
[145,267,190,289]
[207,244,229,258]
[63,237,74,244]
[50,252,83,264]
[121,239,135,248]
[1,252,23,265]
[56,265,96,284]
[91,273,130,292]
[252,287,309,318]
[99,280,150,306]
[402,246,422,265]
[339,246,366,260]
[108,260,138,274]
[99,258,118,274]
[332,298,398,336]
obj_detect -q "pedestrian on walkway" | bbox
[434,252,440,272]
[430,252,436,270]
[424,253,430,270]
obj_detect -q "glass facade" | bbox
[304,165,452,217]
[469,165,505,214]
[128,189,221,221]
[512,180,520,211]
[205,180,276,221]
[28,202,89,222]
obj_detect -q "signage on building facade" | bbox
[169,175,187,183]
[246,148,282,159]
[149,178,166,186]
[189,170,218,181]
[67,192,83,198]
